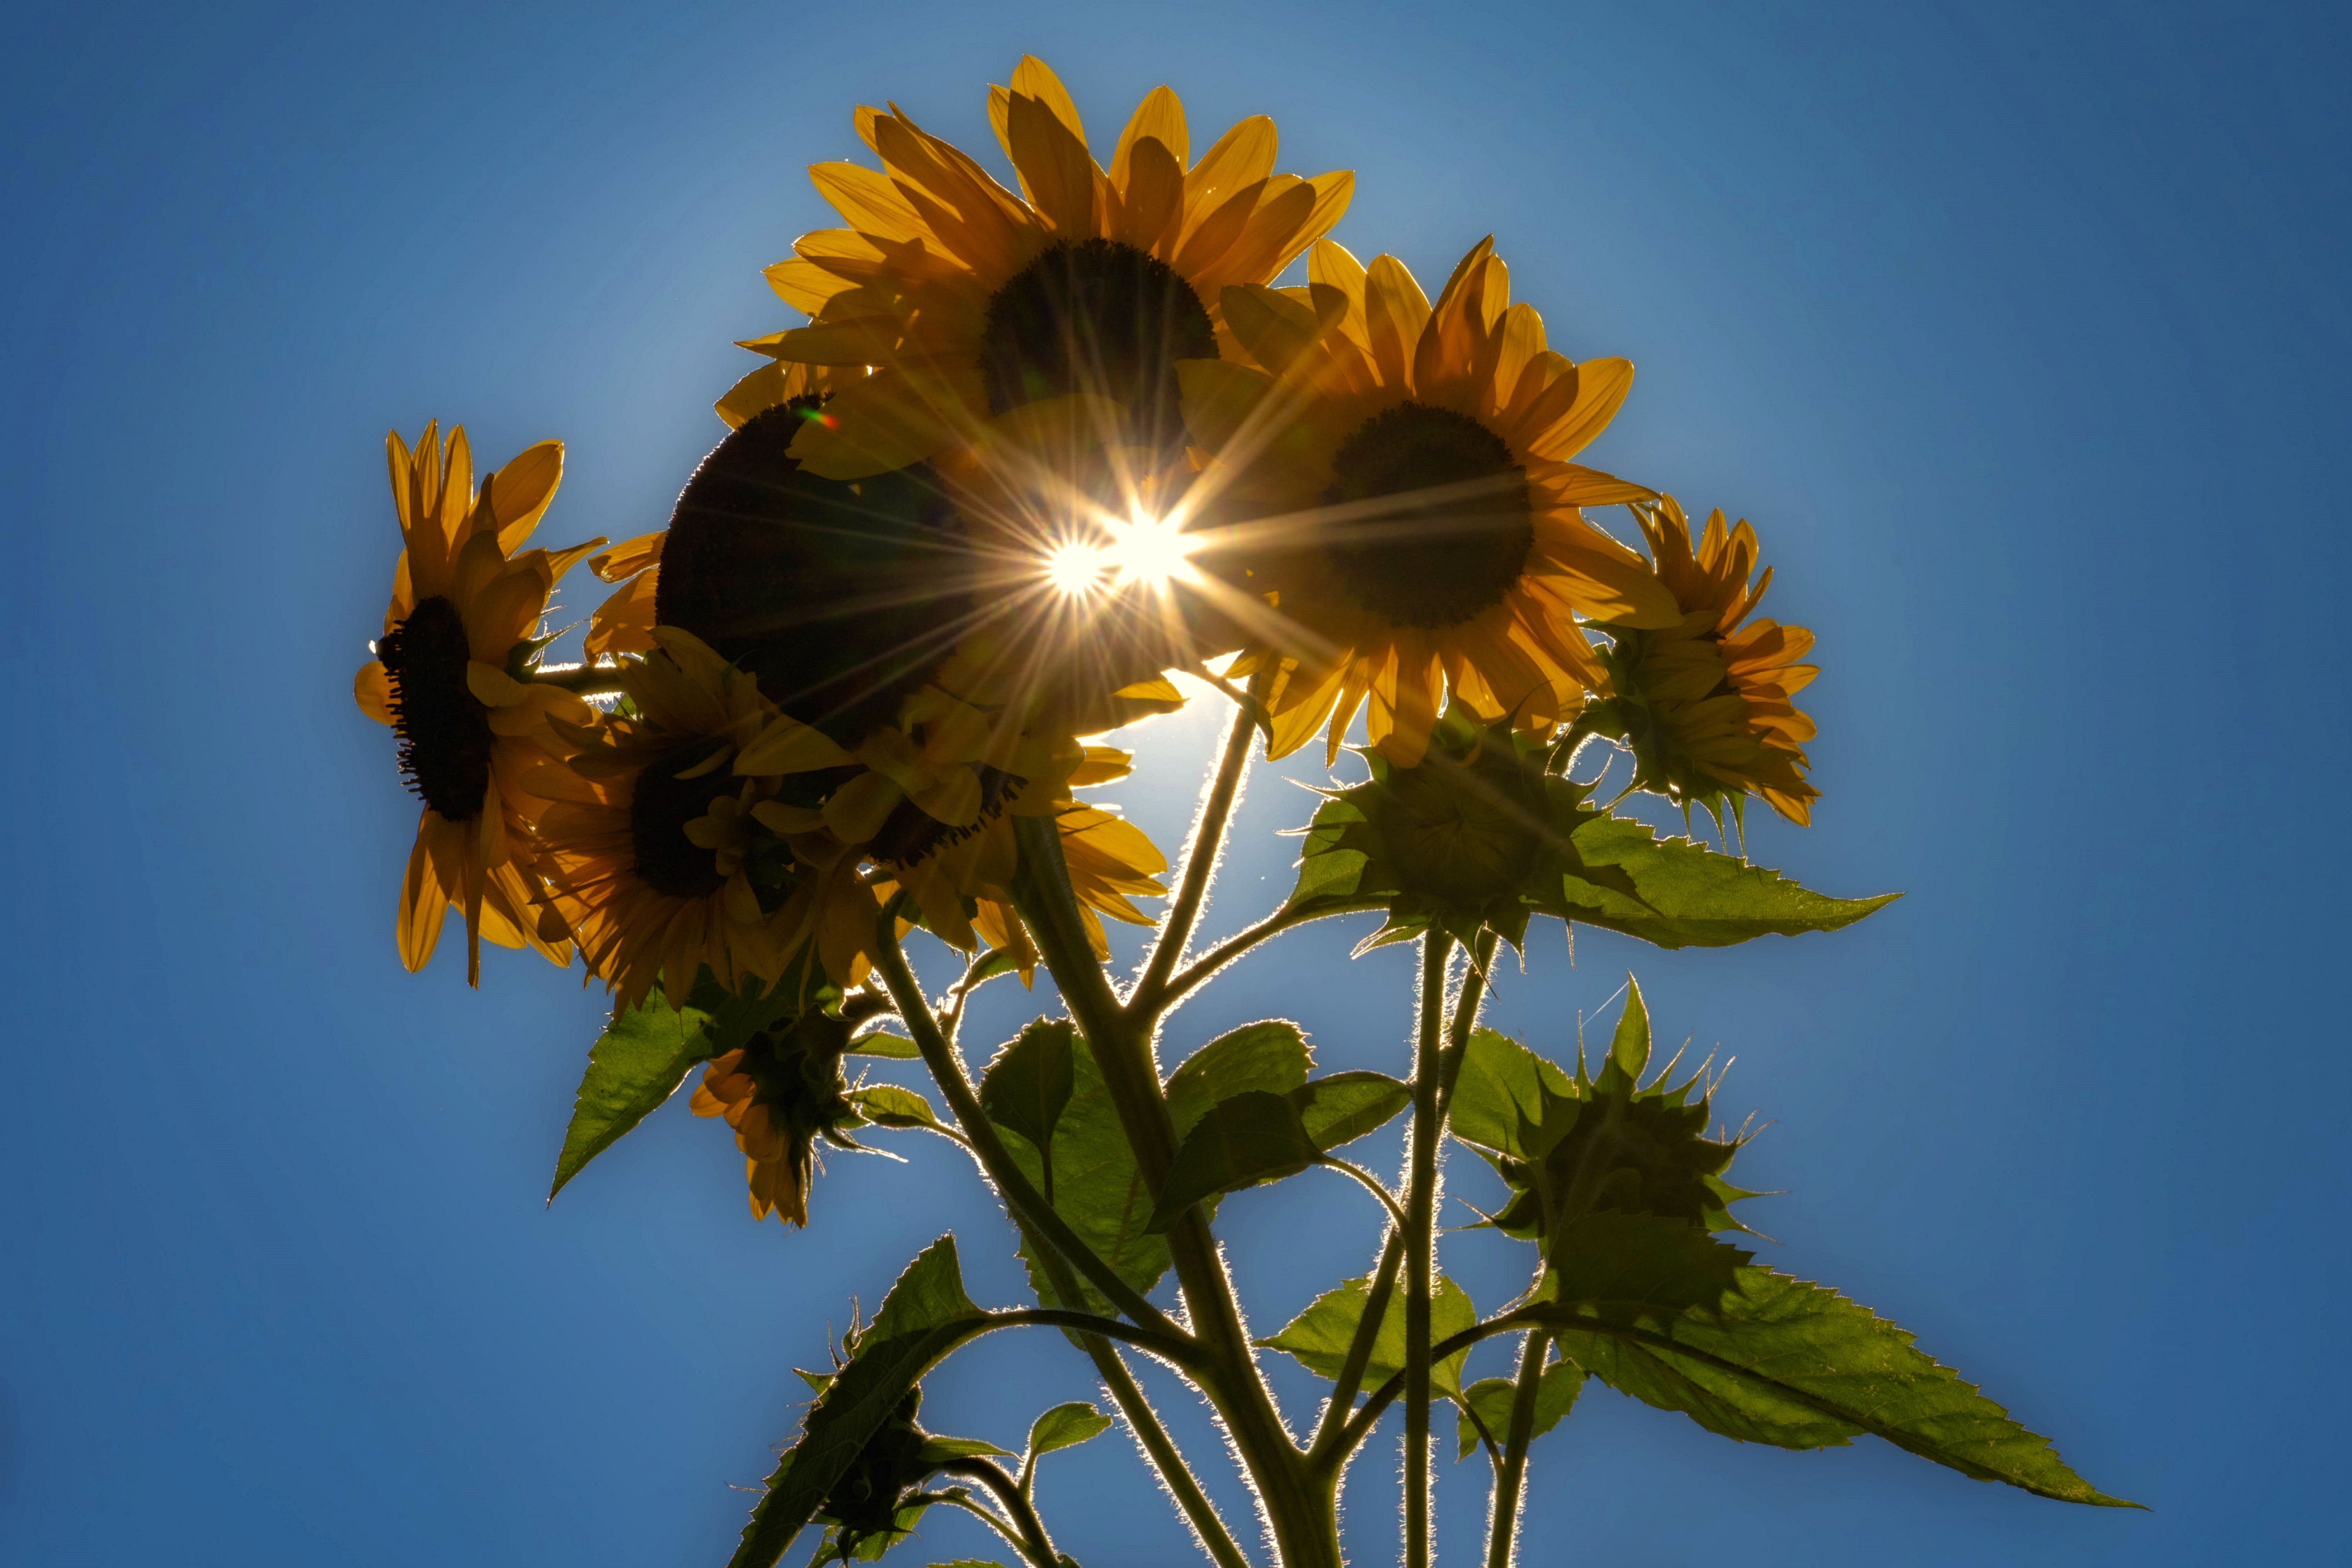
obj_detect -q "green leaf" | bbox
[849,1030,922,1059]
[997,1025,1171,1314]
[1609,975,1650,1080]
[1455,1355,1585,1460]
[1547,816,1898,948]
[851,1083,945,1132]
[1446,1029,1576,1163]
[1025,1401,1114,1461]
[548,992,715,1202]
[979,1020,1076,1159]
[1146,1092,1322,1233]
[1533,1213,2136,1506]
[1165,1020,1312,1137]
[1291,1071,1410,1149]
[1260,1274,1477,1402]
[916,1436,1013,1464]
[728,1238,994,1568]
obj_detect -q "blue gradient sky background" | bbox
[6,3,2347,1564]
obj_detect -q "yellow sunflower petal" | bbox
[355,661,394,725]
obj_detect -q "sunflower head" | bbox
[355,421,604,982]
[1289,706,1592,954]
[651,397,974,744]
[740,56,1351,480]
[1183,238,1673,766]
[690,1006,863,1226]
[1587,498,1821,831]
[1457,982,1754,1261]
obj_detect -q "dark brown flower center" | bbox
[979,237,1215,450]
[656,398,971,743]
[378,594,492,821]
[1321,403,1534,628]
[628,736,736,899]
[868,765,1024,868]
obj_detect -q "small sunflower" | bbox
[354,421,603,983]
[742,55,1352,479]
[1181,237,1683,767]
[527,629,879,1011]
[1589,498,1819,827]
[689,1009,863,1226]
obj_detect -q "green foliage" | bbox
[549,990,715,1202]
[728,1237,993,1568]
[1456,1353,1584,1461]
[915,1436,1012,1462]
[1448,989,1754,1248]
[1293,1071,1411,1147]
[850,1030,923,1059]
[980,1021,1076,1172]
[1164,1021,1311,1134]
[1261,1275,1476,1403]
[849,1083,946,1133]
[1146,1071,1411,1232]
[1534,1211,2136,1506]
[993,1019,1319,1313]
[1146,1092,1322,1232]
[1024,1402,1114,1470]
[1284,708,1893,953]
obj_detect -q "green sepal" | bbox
[1260,1275,1476,1402]
[1534,1212,2138,1507]
[1447,983,1752,1246]
[1283,706,1893,952]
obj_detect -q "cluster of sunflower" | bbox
[354,56,1819,1227]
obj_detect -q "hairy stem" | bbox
[1404,934,1456,1568]
[941,1458,1061,1568]
[1019,1214,1253,1568]
[1309,1234,1402,1464]
[1133,693,1258,1012]
[869,918,1184,1341]
[1483,1330,1551,1568]
[1158,899,1391,1010]
[1012,813,1341,1568]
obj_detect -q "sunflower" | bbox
[1179,237,1685,767]
[732,681,1163,960]
[740,55,1352,480]
[526,628,880,1011]
[689,1008,862,1226]
[354,421,604,983]
[1588,498,1820,826]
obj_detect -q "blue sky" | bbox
[5,2,2347,1564]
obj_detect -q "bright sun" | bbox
[1048,511,1197,596]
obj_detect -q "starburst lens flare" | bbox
[1046,538,1110,596]
[1042,511,1197,597]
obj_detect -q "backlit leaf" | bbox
[1534,1213,2135,1506]
[1146,1091,1321,1232]
[548,992,713,1201]
[1455,1354,1585,1460]
[1165,1020,1312,1136]
[1261,1274,1477,1402]
[729,1238,994,1568]
[1026,1401,1114,1460]
[1291,1071,1410,1149]
[1549,816,1898,948]
[980,1020,1076,1159]
[852,1083,945,1132]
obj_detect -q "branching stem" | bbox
[1483,1329,1551,1568]
[940,1456,1061,1568]
[1133,687,1260,1012]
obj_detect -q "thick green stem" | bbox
[1159,899,1390,1010]
[1012,813,1341,1568]
[941,1458,1062,1568]
[868,920,1184,1340]
[1308,1233,1402,1465]
[1133,693,1259,1012]
[1018,1213,1252,1568]
[1404,934,1456,1568]
[1483,1331,1551,1568]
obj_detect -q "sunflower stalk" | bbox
[1011,811,1345,1568]
[1403,933,1455,1568]
[1482,1330,1551,1568]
